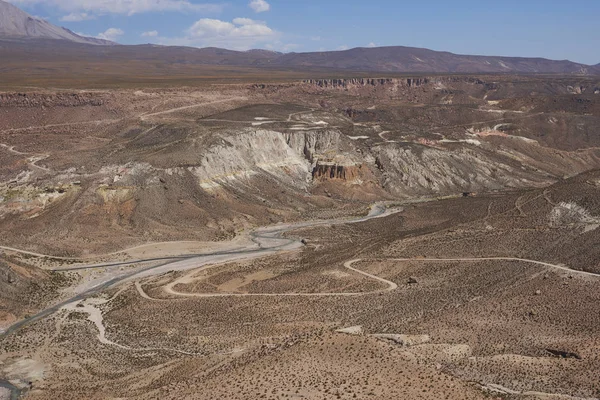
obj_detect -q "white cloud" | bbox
[142,30,159,37]
[249,0,270,13]
[188,18,274,40]
[97,27,124,41]
[60,12,94,21]
[10,0,223,16]
[232,17,264,26]
[337,45,349,51]
[158,17,278,50]
[367,42,377,48]
[310,36,321,41]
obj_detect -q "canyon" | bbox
[0,72,599,400]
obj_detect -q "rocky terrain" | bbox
[1,75,599,256]
[0,73,599,399]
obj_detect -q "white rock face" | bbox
[0,0,113,45]
[189,130,313,190]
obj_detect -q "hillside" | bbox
[272,46,598,74]
[0,0,113,45]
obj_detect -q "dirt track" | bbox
[0,203,400,339]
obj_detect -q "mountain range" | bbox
[0,0,598,76]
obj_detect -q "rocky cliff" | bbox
[312,162,370,183]
[302,78,429,89]
[0,92,105,107]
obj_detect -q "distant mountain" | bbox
[270,46,596,75]
[0,0,113,45]
[0,0,598,77]
[2,39,598,77]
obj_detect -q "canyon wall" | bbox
[0,92,106,107]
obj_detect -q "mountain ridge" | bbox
[0,0,598,76]
[0,0,114,45]
[270,45,596,74]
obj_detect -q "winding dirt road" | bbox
[139,96,247,120]
[159,259,398,299]
[3,201,600,340]
[387,257,600,278]
[151,256,600,300]
[2,202,599,400]
[0,203,399,339]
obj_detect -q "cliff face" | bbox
[187,129,312,190]
[0,92,105,107]
[302,77,429,89]
[312,162,365,182]
[284,130,351,163]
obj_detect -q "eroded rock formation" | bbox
[0,92,105,107]
[312,162,365,182]
[302,77,429,89]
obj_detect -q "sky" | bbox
[8,0,600,64]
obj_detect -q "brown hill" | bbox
[273,46,598,75]
[0,40,599,87]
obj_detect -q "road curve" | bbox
[3,204,598,339]
[0,203,399,339]
[161,259,398,298]
[156,256,599,299]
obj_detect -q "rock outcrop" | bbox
[302,77,429,89]
[312,162,364,182]
[0,92,105,108]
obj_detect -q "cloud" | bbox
[367,42,377,48]
[310,36,321,41]
[249,0,270,13]
[337,45,349,51]
[97,28,124,41]
[142,30,159,37]
[158,17,278,50]
[232,17,264,26]
[60,12,94,22]
[188,18,274,40]
[10,0,223,16]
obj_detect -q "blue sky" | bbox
[9,0,600,64]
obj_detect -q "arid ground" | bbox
[1,74,600,399]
